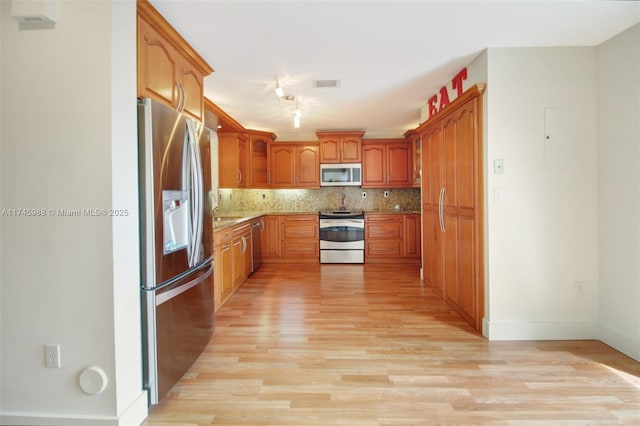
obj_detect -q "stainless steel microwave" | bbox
[320,163,362,186]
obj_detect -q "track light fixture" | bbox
[275,78,284,98]
[274,78,303,128]
[295,100,302,118]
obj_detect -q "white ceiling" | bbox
[149,1,639,140]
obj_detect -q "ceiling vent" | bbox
[312,79,340,88]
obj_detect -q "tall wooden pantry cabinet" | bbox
[419,84,485,332]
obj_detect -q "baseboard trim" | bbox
[1,391,148,426]
[598,321,640,362]
[485,319,597,341]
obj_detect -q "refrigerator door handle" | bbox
[142,255,213,292]
[155,263,213,306]
[186,119,204,268]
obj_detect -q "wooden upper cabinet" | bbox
[178,56,206,121]
[248,130,276,188]
[270,143,320,189]
[137,16,178,108]
[362,144,386,187]
[218,132,248,188]
[404,130,422,188]
[270,144,295,188]
[361,139,412,188]
[137,1,213,122]
[295,145,320,188]
[316,131,364,163]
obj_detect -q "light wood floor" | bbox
[143,264,640,425]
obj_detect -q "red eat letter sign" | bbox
[428,95,438,118]
[439,86,450,110]
[451,68,468,97]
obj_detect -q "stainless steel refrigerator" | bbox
[138,98,215,405]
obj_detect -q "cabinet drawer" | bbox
[283,224,318,239]
[365,222,402,239]
[282,216,318,240]
[232,222,252,237]
[366,241,402,257]
[282,214,318,224]
[282,241,319,257]
[365,214,402,223]
[214,228,232,244]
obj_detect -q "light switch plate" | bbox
[494,159,504,174]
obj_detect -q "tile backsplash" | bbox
[217,187,421,213]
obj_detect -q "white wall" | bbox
[596,24,640,361]
[484,47,600,340]
[0,1,147,424]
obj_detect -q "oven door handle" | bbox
[320,219,364,225]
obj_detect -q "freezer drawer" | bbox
[142,261,214,404]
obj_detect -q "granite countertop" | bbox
[212,209,421,230]
[364,209,421,215]
[211,210,318,230]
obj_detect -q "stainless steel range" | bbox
[319,210,365,263]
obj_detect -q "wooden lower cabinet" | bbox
[365,213,421,264]
[214,221,252,311]
[231,222,252,290]
[262,214,319,263]
[213,227,233,311]
[404,214,421,259]
[262,215,281,259]
[282,215,319,258]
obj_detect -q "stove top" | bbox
[319,209,364,218]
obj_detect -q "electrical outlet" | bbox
[45,344,61,368]
[384,191,389,198]
[362,192,367,199]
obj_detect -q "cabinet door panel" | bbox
[237,138,248,187]
[137,17,177,107]
[427,127,442,206]
[262,216,281,258]
[443,215,458,307]
[218,133,247,188]
[242,233,252,280]
[231,237,244,290]
[457,217,476,323]
[404,215,420,258]
[270,145,295,187]
[219,243,232,303]
[341,138,361,162]
[362,145,386,187]
[320,138,340,163]
[425,207,444,296]
[387,143,412,186]
[179,58,204,121]
[456,105,476,210]
[443,117,458,211]
[296,146,319,188]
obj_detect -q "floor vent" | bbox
[312,79,340,88]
